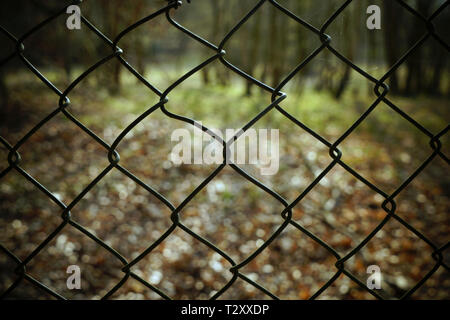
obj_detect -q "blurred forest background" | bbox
[0,0,449,300]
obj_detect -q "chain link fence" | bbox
[0,0,449,300]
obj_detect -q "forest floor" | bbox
[0,69,449,299]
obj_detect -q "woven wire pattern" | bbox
[0,0,449,300]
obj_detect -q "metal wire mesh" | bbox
[0,0,448,300]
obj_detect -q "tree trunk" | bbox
[427,48,445,96]
[268,8,281,86]
[404,1,432,96]
[245,8,262,96]
[335,66,351,99]
[383,1,403,94]
[334,2,357,100]
[211,1,229,86]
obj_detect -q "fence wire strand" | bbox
[0,0,449,300]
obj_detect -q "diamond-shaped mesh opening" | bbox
[0,170,62,260]
[239,224,337,299]
[160,63,277,130]
[71,169,173,260]
[292,165,386,254]
[117,114,221,207]
[170,0,260,45]
[16,113,110,203]
[223,1,323,88]
[345,218,438,299]
[131,228,233,300]
[339,102,432,193]
[25,226,126,300]
[236,111,330,203]
[178,165,285,262]
[394,156,450,247]
[62,61,161,145]
[18,14,112,89]
[279,51,381,141]
[321,0,433,75]
[119,8,219,90]
[0,71,58,144]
